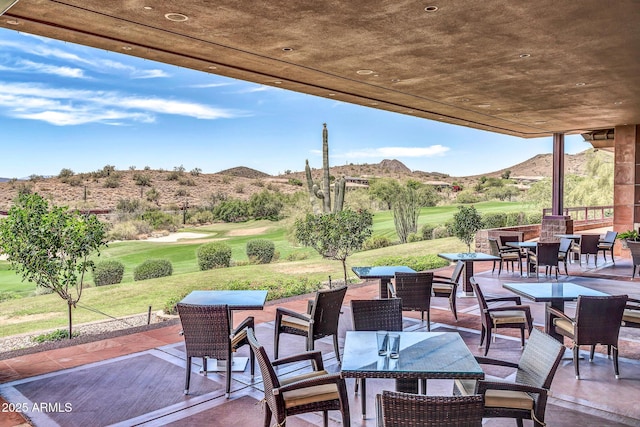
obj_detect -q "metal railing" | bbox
[542,205,613,223]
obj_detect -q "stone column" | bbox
[613,125,640,256]
[540,216,573,242]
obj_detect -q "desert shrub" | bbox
[175,189,189,197]
[252,179,265,187]
[133,173,152,186]
[93,260,125,286]
[372,255,448,272]
[68,176,83,187]
[455,190,481,204]
[178,176,196,186]
[234,183,245,194]
[421,224,436,240]
[197,242,232,270]
[141,210,180,231]
[188,210,214,225]
[33,285,54,296]
[249,190,284,220]
[286,251,309,261]
[363,236,392,250]
[166,171,181,181]
[190,168,202,176]
[107,220,153,240]
[146,187,160,203]
[432,225,450,239]
[246,239,275,264]
[407,232,421,243]
[16,182,33,195]
[103,175,121,188]
[58,168,75,180]
[288,178,303,186]
[482,212,507,229]
[133,259,173,281]
[32,329,79,343]
[116,198,142,214]
[213,199,250,222]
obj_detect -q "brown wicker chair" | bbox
[527,242,560,279]
[488,237,522,276]
[350,299,403,409]
[247,328,350,427]
[388,272,433,328]
[569,234,601,266]
[431,260,464,320]
[176,303,254,396]
[498,234,521,251]
[470,278,533,356]
[274,286,347,362]
[454,329,565,427]
[557,237,573,275]
[597,230,618,264]
[377,391,483,427]
[623,297,640,328]
[548,294,628,379]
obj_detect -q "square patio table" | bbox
[341,331,484,419]
[179,289,268,371]
[352,266,416,299]
[503,282,609,341]
[437,252,500,295]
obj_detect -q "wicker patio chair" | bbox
[388,271,433,328]
[557,237,573,275]
[176,303,254,396]
[622,297,640,328]
[470,278,533,356]
[274,286,347,362]
[431,260,464,321]
[527,242,560,279]
[498,234,522,252]
[350,299,403,396]
[247,328,351,427]
[488,237,522,276]
[597,230,618,264]
[377,391,483,427]
[569,234,601,266]
[548,294,628,379]
[454,329,565,427]
[629,240,640,279]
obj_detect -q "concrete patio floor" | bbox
[1,252,640,426]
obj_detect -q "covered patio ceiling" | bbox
[1,1,639,144]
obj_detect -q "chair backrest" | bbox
[450,260,465,283]
[177,303,231,359]
[579,234,601,253]
[379,391,483,427]
[310,286,347,337]
[574,295,628,346]
[488,238,500,257]
[558,238,572,256]
[498,234,521,248]
[629,241,640,264]
[351,299,403,332]
[393,272,433,312]
[515,329,565,390]
[469,278,490,326]
[246,328,282,419]
[603,230,618,244]
[535,242,560,266]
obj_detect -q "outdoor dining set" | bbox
[172,236,640,427]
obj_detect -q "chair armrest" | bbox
[477,380,548,397]
[626,297,640,308]
[432,274,451,281]
[486,296,522,305]
[546,305,573,322]
[272,350,325,371]
[233,316,254,334]
[432,278,454,286]
[474,356,519,368]
[387,282,397,298]
[274,373,343,395]
[276,306,311,322]
[486,305,531,315]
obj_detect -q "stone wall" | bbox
[540,215,574,242]
[475,224,541,253]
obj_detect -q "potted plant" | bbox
[617,230,640,249]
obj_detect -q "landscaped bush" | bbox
[197,242,232,270]
[213,199,250,222]
[455,190,481,204]
[421,224,436,240]
[432,225,450,239]
[163,292,188,315]
[224,277,322,300]
[246,239,275,264]
[482,212,507,229]
[141,210,180,231]
[93,260,125,286]
[363,236,392,250]
[187,210,214,225]
[372,255,449,272]
[285,251,310,261]
[133,259,173,281]
[407,233,421,243]
[107,220,153,240]
[505,211,527,226]
[527,212,543,224]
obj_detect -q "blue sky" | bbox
[0,28,591,179]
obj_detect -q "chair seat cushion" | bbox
[490,310,527,325]
[281,315,310,331]
[485,389,534,410]
[282,382,340,408]
[279,370,329,386]
[623,309,640,325]
[553,317,574,334]
[501,253,521,261]
[231,328,247,348]
[598,243,613,249]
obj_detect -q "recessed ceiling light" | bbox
[282,47,294,52]
[424,6,439,12]
[122,46,132,51]
[614,101,623,105]
[356,69,374,75]
[391,78,401,83]
[534,120,547,124]
[143,6,153,10]
[165,13,188,22]
[328,93,336,97]
[477,104,491,108]
[459,98,470,102]
[207,65,217,70]
[273,81,282,85]
[370,102,379,106]
[519,53,531,58]
[575,82,586,86]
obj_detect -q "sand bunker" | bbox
[146,232,209,242]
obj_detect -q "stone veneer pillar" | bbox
[614,125,640,257]
[540,216,573,242]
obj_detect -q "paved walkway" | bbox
[1,248,640,426]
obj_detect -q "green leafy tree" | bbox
[0,193,107,337]
[369,178,401,209]
[294,209,373,284]
[447,205,484,252]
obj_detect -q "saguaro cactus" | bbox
[305,124,346,213]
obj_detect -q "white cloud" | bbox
[17,59,86,78]
[0,81,247,126]
[131,69,170,79]
[188,82,234,88]
[234,85,271,94]
[339,145,450,158]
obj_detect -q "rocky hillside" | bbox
[0,149,610,211]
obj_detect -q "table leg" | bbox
[361,378,367,419]
[463,261,474,296]
[379,279,391,299]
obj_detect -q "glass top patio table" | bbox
[180,290,268,311]
[352,266,416,299]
